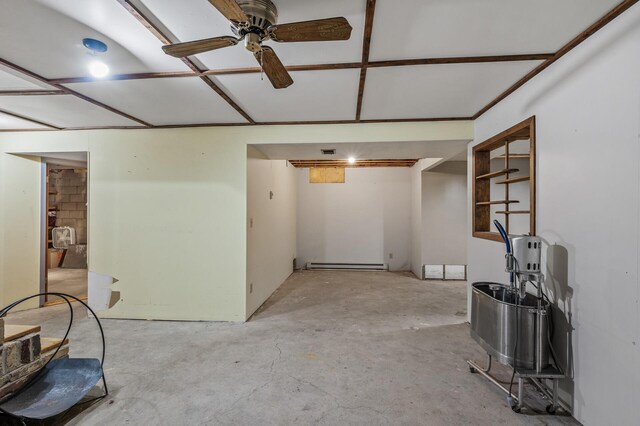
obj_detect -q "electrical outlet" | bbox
[250,283,253,294]
[249,218,253,228]
[389,253,393,259]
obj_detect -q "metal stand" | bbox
[467,355,563,414]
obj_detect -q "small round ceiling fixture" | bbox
[82,38,109,78]
[82,38,108,53]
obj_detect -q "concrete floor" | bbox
[3,271,578,425]
[47,268,88,300]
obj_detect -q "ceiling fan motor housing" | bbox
[233,0,278,34]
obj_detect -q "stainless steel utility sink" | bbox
[470,282,549,370]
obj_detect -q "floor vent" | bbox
[306,262,388,271]
[423,264,467,281]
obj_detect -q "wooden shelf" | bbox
[496,154,530,159]
[496,176,530,185]
[476,168,519,180]
[495,210,530,215]
[476,200,520,206]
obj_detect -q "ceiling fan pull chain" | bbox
[260,49,264,81]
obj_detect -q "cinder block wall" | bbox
[49,168,87,244]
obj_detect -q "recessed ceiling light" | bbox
[348,156,356,164]
[89,60,109,78]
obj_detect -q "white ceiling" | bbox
[140,0,366,68]
[67,77,247,125]
[252,139,471,161]
[0,95,139,128]
[370,0,619,59]
[361,60,542,119]
[0,65,54,91]
[0,0,628,129]
[0,111,49,129]
[214,69,361,122]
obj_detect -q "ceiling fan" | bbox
[162,0,353,89]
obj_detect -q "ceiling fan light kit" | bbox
[162,0,353,89]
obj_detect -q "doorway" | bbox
[43,153,88,304]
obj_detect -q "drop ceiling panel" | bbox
[0,112,49,130]
[0,65,55,91]
[0,95,140,128]
[0,0,188,80]
[215,69,360,122]
[360,61,542,120]
[66,78,248,125]
[370,0,620,60]
[140,0,365,69]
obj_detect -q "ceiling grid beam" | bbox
[355,0,377,121]
[48,54,554,85]
[0,90,66,96]
[473,0,639,119]
[116,0,255,124]
[0,57,151,127]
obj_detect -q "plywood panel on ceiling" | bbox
[0,66,55,91]
[0,112,49,129]
[369,0,621,60]
[360,61,542,119]
[0,95,140,128]
[310,167,345,183]
[66,77,248,125]
[215,69,360,122]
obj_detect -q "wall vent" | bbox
[423,264,467,281]
[321,149,336,155]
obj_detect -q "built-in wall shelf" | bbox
[496,154,530,159]
[475,168,519,180]
[472,116,536,242]
[476,200,520,206]
[496,176,530,185]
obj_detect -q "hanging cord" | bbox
[508,278,521,405]
[259,49,264,81]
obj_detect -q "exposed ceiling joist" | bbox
[115,0,255,124]
[0,57,151,127]
[290,159,418,168]
[0,90,65,96]
[473,0,639,119]
[47,54,554,85]
[355,0,377,121]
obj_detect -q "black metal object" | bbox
[0,358,103,420]
[0,293,108,423]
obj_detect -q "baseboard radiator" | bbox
[423,264,467,281]
[306,262,388,271]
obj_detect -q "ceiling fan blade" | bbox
[268,17,352,43]
[162,36,239,57]
[254,47,293,89]
[207,0,248,23]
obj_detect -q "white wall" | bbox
[246,146,296,318]
[422,161,467,265]
[297,167,412,271]
[467,5,640,425]
[0,118,471,320]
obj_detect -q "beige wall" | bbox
[0,121,472,321]
[246,147,296,318]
